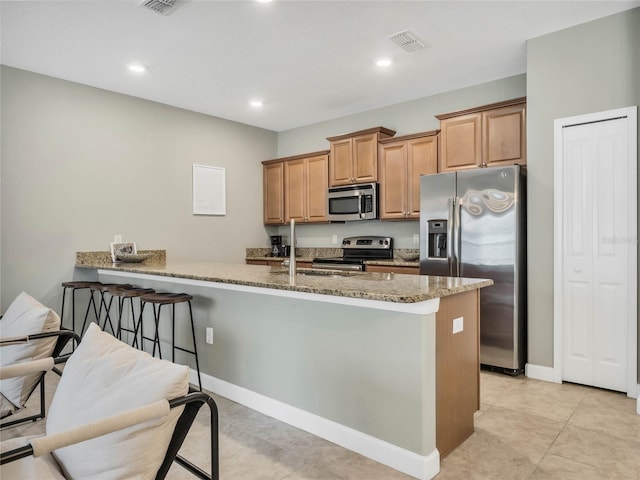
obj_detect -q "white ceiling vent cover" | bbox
[388,30,428,52]
[139,0,181,16]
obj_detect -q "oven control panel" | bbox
[342,236,393,250]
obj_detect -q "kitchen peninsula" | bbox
[76,252,491,480]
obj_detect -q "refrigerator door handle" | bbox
[452,196,462,277]
[447,197,455,276]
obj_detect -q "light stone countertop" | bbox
[245,247,420,267]
[76,252,492,303]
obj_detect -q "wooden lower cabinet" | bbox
[436,289,480,458]
[365,264,419,275]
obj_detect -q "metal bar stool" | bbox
[80,283,132,336]
[138,292,202,391]
[110,286,155,347]
[62,281,101,342]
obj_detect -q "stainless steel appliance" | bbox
[419,165,526,374]
[327,183,378,221]
[312,236,393,271]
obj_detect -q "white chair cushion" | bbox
[0,292,60,408]
[0,436,66,480]
[47,323,189,480]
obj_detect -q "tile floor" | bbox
[1,370,638,479]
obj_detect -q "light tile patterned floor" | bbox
[2,371,638,479]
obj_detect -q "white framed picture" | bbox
[193,164,226,215]
[110,242,136,262]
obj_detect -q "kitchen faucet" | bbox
[289,218,296,281]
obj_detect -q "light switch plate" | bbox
[452,316,464,334]
[206,327,214,344]
[413,234,419,244]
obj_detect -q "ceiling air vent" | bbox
[139,0,181,16]
[388,30,428,52]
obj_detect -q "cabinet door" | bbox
[353,133,378,183]
[407,136,438,218]
[284,159,306,222]
[483,103,526,167]
[329,138,353,186]
[305,154,329,223]
[378,142,408,220]
[439,113,482,172]
[263,162,284,224]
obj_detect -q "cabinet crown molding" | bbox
[378,129,440,144]
[326,126,396,142]
[435,97,526,120]
[262,150,330,165]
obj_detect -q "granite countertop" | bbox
[76,252,491,303]
[245,247,420,267]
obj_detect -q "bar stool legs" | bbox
[61,281,97,348]
[138,292,202,391]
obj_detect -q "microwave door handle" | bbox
[358,194,363,218]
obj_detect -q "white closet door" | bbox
[558,112,636,393]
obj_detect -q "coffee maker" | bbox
[270,235,282,257]
[270,235,289,257]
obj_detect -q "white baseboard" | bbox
[525,363,558,383]
[190,370,440,480]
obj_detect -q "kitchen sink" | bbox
[270,267,364,278]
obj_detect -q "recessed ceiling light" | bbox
[256,0,272,3]
[249,100,264,108]
[376,58,392,67]
[127,62,147,73]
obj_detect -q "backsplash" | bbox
[265,220,420,249]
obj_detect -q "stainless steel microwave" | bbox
[327,183,378,221]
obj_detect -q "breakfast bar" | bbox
[75,252,492,480]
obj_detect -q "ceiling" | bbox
[2,1,639,132]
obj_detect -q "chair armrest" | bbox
[0,357,55,380]
[30,399,170,457]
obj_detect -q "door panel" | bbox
[306,154,329,222]
[379,143,407,219]
[561,117,631,392]
[408,137,438,217]
[456,166,523,369]
[284,159,306,222]
[420,172,456,276]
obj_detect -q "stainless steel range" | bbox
[312,236,393,271]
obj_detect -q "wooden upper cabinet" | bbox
[482,103,526,167]
[437,98,526,172]
[439,113,482,172]
[378,131,439,220]
[283,151,329,224]
[327,127,395,186]
[263,161,284,224]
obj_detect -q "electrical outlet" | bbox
[206,327,213,344]
[332,234,338,244]
[114,234,122,243]
[413,234,419,245]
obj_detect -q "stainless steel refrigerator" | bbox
[419,165,526,373]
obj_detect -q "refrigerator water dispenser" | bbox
[427,220,447,259]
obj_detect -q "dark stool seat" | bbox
[138,292,201,390]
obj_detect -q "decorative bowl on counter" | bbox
[115,253,150,263]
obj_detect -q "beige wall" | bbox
[273,75,527,248]
[0,66,277,311]
[526,8,640,378]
